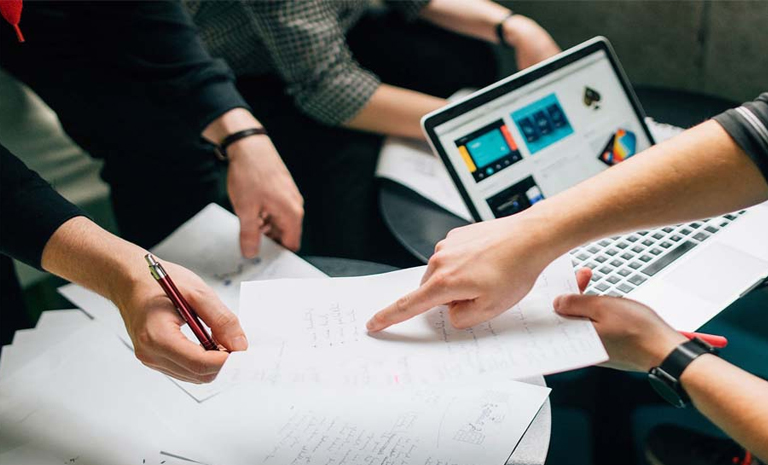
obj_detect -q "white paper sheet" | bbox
[57,204,326,402]
[1,310,91,379]
[375,119,683,222]
[173,377,550,465]
[233,255,607,387]
[34,309,91,330]
[1,321,549,465]
[0,325,203,465]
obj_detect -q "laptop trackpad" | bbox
[666,242,768,303]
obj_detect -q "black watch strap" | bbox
[496,12,515,49]
[649,338,718,407]
[213,127,268,161]
[659,338,716,379]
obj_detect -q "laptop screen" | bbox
[430,46,653,220]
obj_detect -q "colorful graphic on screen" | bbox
[511,94,574,154]
[454,119,523,182]
[598,128,637,166]
[485,176,544,218]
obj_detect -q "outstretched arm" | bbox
[1,145,247,383]
[368,104,768,331]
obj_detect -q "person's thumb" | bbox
[187,288,248,352]
[553,293,601,320]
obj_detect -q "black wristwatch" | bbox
[212,127,268,161]
[648,337,719,408]
[495,12,516,49]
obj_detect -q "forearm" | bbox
[680,355,768,461]
[41,217,148,309]
[419,0,510,43]
[521,120,768,259]
[344,84,446,140]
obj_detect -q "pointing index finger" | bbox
[366,279,455,332]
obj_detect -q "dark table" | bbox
[379,86,741,263]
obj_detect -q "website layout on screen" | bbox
[435,50,652,220]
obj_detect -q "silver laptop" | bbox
[422,37,768,330]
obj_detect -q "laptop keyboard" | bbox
[570,211,747,296]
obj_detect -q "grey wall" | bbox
[500,0,767,103]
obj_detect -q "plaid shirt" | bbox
[186,0,430,126]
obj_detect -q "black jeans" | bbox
[236,12,499,265]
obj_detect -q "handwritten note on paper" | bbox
[176,379,550,465]
[237,254,607,386]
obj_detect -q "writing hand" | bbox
[117,260,249,383]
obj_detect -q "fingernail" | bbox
[232,335,248,351]
[243,246,257,259]
[553,296,563,310]
[366,319,377,332]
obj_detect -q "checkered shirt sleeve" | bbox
[189,0,430,126]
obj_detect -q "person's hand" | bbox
[367,211,563,332]
[227,134,304,258]
[115,259,249,383]
[202,108,304,258]
[554,271,687,372]
[503,15,561,70]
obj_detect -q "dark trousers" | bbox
[236,12,499,264]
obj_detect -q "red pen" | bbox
[680,331,728,348]
[145,254,218,351]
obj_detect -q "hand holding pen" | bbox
[113,254,248,383]
[146,254,218,350]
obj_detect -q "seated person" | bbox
[1,144,247,383]
[368,94,768,461]
[186,0,559,262]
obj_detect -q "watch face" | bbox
[648,371,686,408]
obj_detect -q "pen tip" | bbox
[145,254,158,266]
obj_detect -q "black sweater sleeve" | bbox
[0,145,85,270]
[1,1,249,136]
[713,93,768,183]
[94,1,250,134]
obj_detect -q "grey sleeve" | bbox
[713,93,768,183]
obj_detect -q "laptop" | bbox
[422,37,768,331]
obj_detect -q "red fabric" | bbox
[0,0,24,42]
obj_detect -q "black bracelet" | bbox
[496,12,516,49]
[213,127,268,161]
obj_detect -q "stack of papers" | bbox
[0,311,553,465]
[2,204,609,464]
